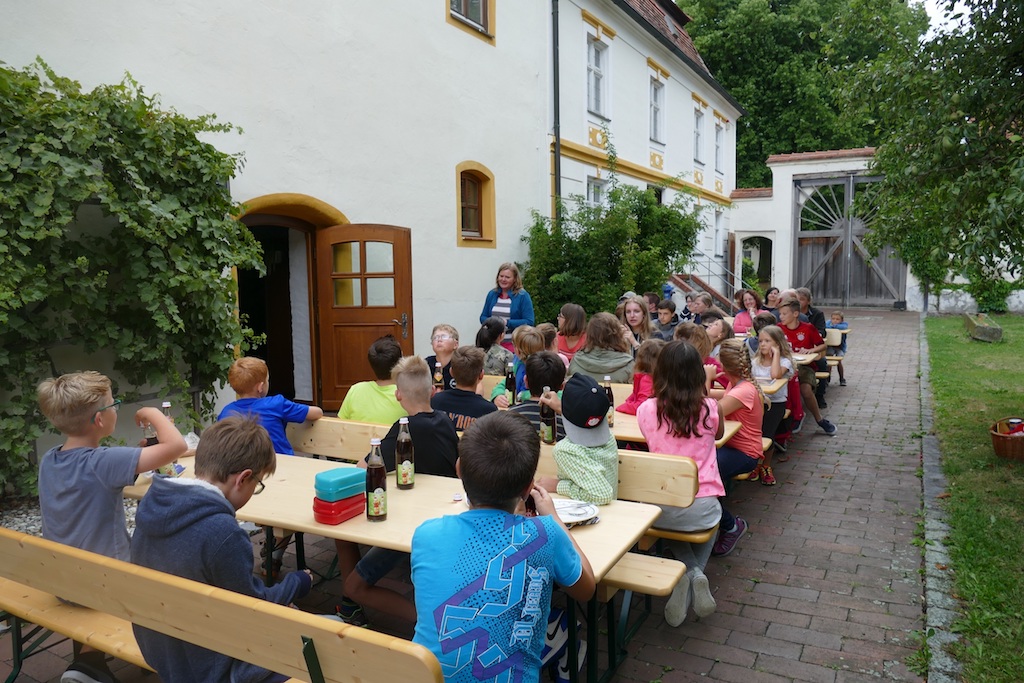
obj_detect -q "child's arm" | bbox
[135,408,187,473]
[530,485,595,602]
[304,406,324,422]
[769,345,785,379]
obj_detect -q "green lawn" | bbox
[926,315,1024,682]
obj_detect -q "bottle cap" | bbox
[604,375,611,381]
[370,438,382,446]
[399,417,409,424]
[161,401,171,408]
[543,386,551,393]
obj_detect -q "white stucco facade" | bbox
[3,0,741,436]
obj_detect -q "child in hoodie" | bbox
[567,312,635,383]
[131,416,312,683]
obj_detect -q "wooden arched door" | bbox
[315,224,413,411]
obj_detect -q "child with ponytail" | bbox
[711,337,767,557]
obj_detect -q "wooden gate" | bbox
[793,173,905,307]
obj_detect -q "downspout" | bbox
[552,0,562,224]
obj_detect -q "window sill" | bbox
[448,11,495,45]
[458,235,495,249]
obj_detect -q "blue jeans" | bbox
[716,445,759,530]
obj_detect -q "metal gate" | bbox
[793,173,905,307]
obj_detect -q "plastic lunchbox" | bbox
[313,494,365,525]
[314,467,365,502]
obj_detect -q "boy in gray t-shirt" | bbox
[37,371,186,683]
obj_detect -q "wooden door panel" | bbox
[316,224,413,412]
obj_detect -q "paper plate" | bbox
[554,499,599,525]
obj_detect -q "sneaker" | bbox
[664,572,691,627]
[839,378,847,386]
[747,466,760,482]
[791,415,804,434]
[759,465,777,486]
[335,598,369,627]
[554,638,587,683]
[540,607,568,666]
[817,419,838,436]
[712,517,748,557]
[62,658,118,683]
[690,570,716,618]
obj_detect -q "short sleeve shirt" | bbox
[637,397,725,499]
[338,381,406,425]
[38,445,141,561]
[722,381,764,460]
[217,395,311,455]
[781,322,823,353]
[411,510,583,683]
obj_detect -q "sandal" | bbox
[759,466,777,486]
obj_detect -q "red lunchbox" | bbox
[313,493,365,525]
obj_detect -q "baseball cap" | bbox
[619,290,637,302]
[560,374,612,447]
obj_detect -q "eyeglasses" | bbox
[431,335,452,342]
[252,476,265,495]
[93,399,122,421]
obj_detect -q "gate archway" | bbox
[794,173,905,307]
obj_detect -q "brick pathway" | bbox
[0,310,927,682]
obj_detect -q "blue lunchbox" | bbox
[314,467,365,502]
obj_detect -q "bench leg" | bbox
[2,614,59,683]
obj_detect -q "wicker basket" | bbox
[990,417,1024,461]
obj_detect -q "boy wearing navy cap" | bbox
[537,374,619,505]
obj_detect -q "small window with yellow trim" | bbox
[448,0,495,43]
[457,161,496,248]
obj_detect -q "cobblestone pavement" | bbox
[1,309,928,682]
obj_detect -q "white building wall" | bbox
[1,0,551,426]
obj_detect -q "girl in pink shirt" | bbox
[711,338,768,558]
[637,340,725,626]
[616,339,664,415]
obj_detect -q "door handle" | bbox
[391,313,409,339]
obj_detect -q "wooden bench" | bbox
[287,417,391,462]
[537,446,693,665]
[0,526,442,683]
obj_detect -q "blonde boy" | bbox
[218,356,323,455]
[37,370,186,683]
[425,323,460,391]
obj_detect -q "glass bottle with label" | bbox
[603,376,615,428]
[433,362,444,392]
[505,362,517,406]
[366,438,388,522]
[396,417,415,490]
[539,386,556,444]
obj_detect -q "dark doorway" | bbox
[238,225,296,398]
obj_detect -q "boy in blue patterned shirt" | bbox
[410,411,595,682]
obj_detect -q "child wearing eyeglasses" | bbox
[424,323,460,391]
[36,370,187,683]
[131,416,311,683]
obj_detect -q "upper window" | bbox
[715,123,724,172]
[650,79,664,143]
[694,109,704,164]
[587,37,608,118]
[456,161,496,248]
[447,0,495,44]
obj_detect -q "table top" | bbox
[755,377,787,395]
[127,455,661,583]
[608,382,740,444]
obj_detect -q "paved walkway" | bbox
[1,310,928,682]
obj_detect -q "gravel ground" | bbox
[1,497,138,536]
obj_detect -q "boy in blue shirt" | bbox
[411,411,595,682]
[218,356,323,454]
[826,311,849,386]
[219,356,323,577]
[37,370,187,683]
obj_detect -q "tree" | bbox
[0,60,263,495]
[678,0,927,187]
[522,166,704,323]
[846,0,1024,310]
